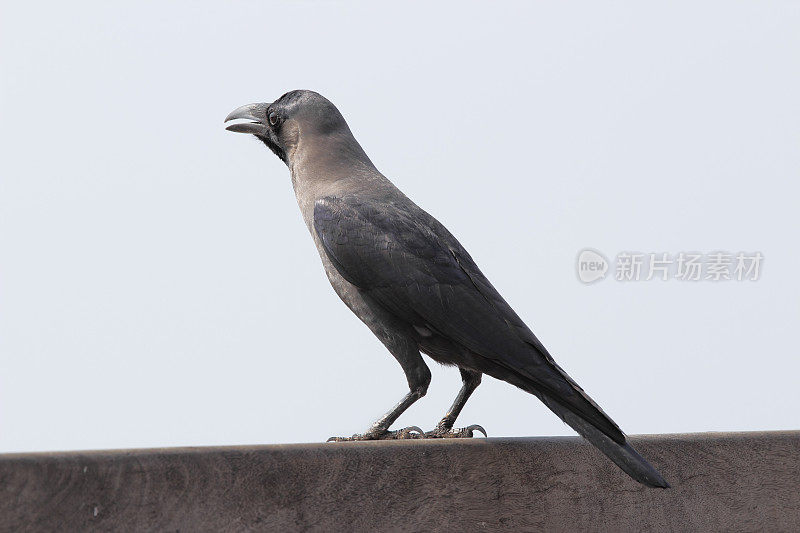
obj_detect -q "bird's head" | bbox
[225,90,358,168]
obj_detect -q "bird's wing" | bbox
[313,195,624,444]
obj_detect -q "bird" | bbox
[224,90,669,488]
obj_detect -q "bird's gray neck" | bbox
[289,129,382,198]
[289,127,374,176]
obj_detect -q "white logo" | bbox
[576,249,762,283]
[577,249,609,284]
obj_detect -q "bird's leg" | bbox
[328,339,431,442]
[425,368,486,438]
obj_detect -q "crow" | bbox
[225,90,669,488]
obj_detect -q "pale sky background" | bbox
[1,1,798,453]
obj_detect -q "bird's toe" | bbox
[326,425,425,442]
[424,424,488,439]
[392,426,425,439]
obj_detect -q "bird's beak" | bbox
[224,102,270,135]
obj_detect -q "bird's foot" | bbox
[327,425,425,442]
[424,424,487,439]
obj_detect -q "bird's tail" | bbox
[537,389,670,488]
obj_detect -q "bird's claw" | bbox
[424,424,487,439]
[327,425,425,442]
[328,424,486,441]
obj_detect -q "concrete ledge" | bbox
[1,431,798,531]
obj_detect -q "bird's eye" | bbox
[268,112,279,126]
